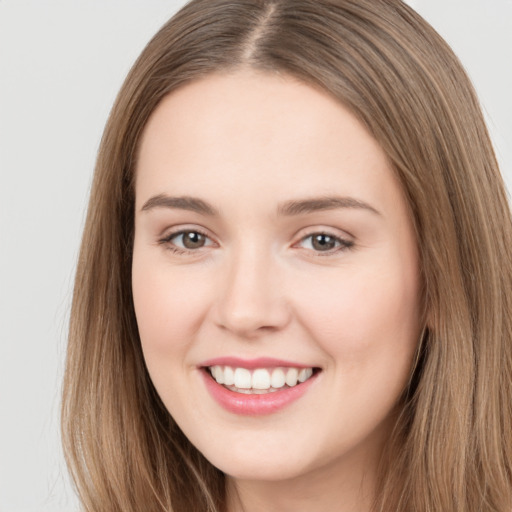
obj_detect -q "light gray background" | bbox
[0,1,510,511]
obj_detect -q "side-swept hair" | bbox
[62,1,512,510]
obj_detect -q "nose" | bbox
[214,244,291,338]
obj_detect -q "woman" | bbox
[62,1,512,511]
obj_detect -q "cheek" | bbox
[295,262,421,366]
[132,253,212,357]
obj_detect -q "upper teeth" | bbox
[209,366,314,390]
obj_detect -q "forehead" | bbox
[135,70,403,217]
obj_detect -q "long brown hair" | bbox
[62,1,512,510]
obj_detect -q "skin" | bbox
[132,69,422,512]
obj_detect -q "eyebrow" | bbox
[140,194,381,217]
[141,194,219,216]
[277,196,381,217]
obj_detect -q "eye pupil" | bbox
[183,231,205,249]
[312,234,336,251]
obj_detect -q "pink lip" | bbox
[200,356,313,369]
[200,367,319,416]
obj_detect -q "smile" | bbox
[200,358,321,415]
[208,365,314,394]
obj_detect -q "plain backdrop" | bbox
[0,1,510,511]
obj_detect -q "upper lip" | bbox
[200,356,318,370]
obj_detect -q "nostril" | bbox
[214,301,292,338]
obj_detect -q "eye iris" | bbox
[182,231,205,249]
[312,234,336,251]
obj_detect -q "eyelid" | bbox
[292,227,355,256]
[157,225,354,256]
[158,225,217,252]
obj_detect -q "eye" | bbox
[159,229,215,254]
[297,232,354,254]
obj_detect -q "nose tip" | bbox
[214,255,291,338]
[218,304,285,337]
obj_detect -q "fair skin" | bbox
[132,69,422,512]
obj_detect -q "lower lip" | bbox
[200,369,319,416]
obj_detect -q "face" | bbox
[132,70,422,485]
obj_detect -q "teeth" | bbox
[285,367,298,386]
[212,365,224,384]
[224,366,235,386]
[298,368,313,382]
[271,368,286,388]
[208,365,315,392]
[252,368,271,389]
[234,368,252,389]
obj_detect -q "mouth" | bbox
[205,365,320,394]
[199,358,321,415]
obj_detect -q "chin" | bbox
[216,458,309,482]
[198,439,317,482]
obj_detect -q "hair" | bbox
[62,0,512,510]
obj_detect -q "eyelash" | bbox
[158,229,354,257]
[298,232,354,255]
[158,228,213,256]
